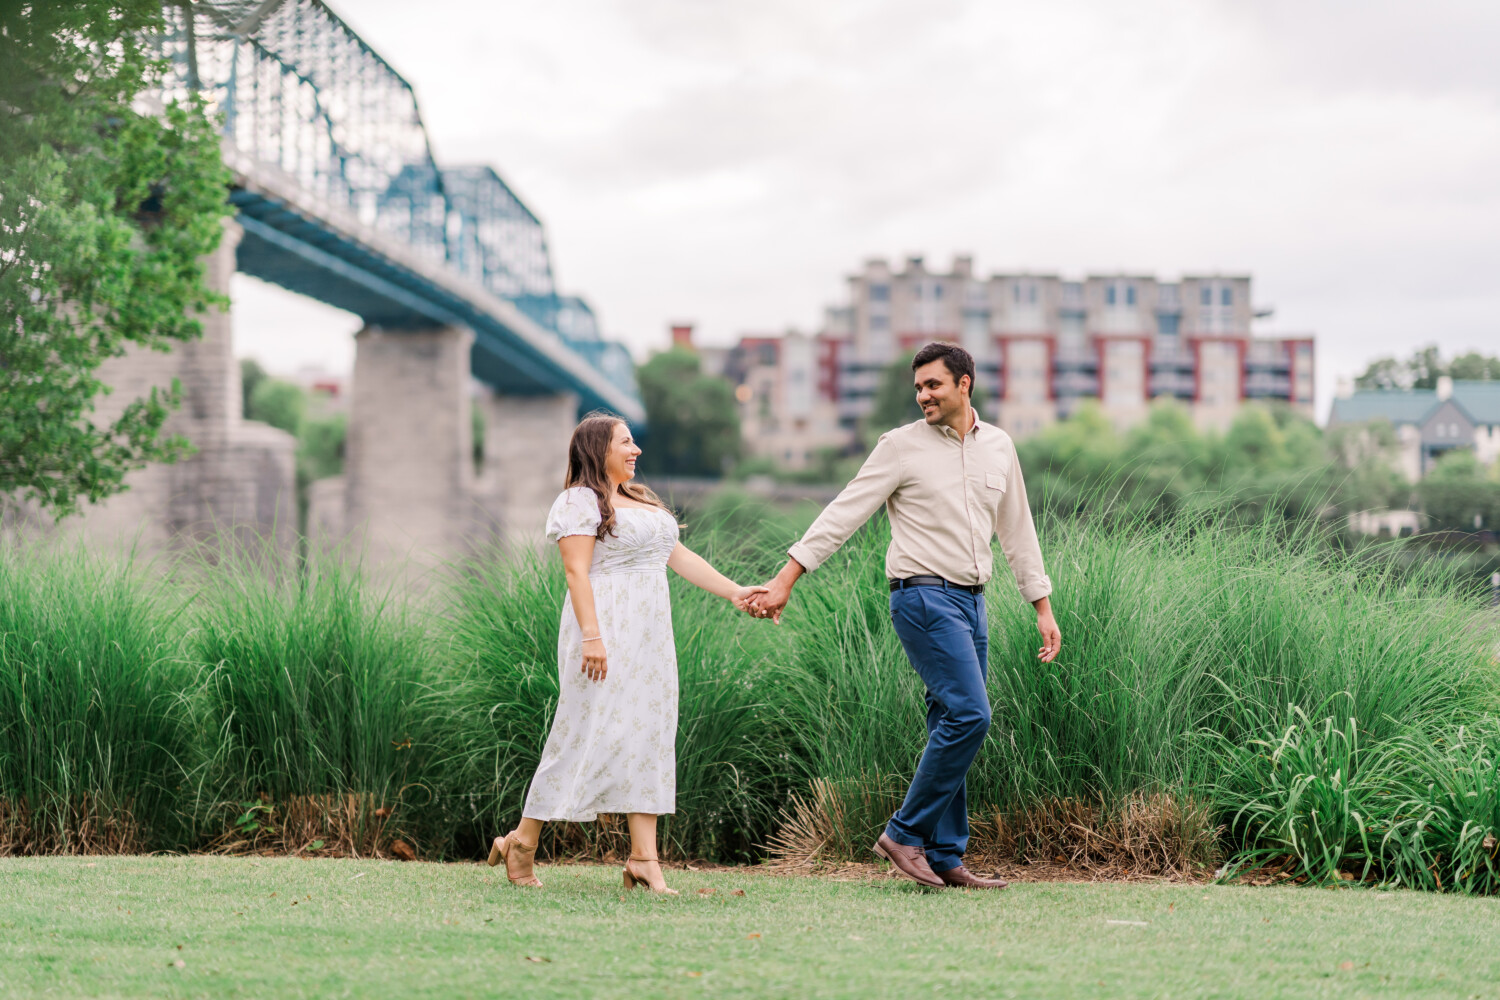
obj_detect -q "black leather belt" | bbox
[889,576,984,594]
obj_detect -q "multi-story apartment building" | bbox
[828,254,1314,438]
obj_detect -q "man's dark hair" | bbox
[911,342,976,393]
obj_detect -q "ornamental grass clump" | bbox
[0,545,192,854]
[186,553,444,857]
[764,501,1500,881]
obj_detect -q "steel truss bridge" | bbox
[162,0,642,421]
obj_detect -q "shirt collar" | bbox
[936,408,980,440]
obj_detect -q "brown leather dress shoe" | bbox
[872,834,944,887]
[937,866,1008,889]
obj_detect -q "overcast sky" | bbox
[233,0,1500,419]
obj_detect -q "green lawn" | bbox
[1,858,1497,999]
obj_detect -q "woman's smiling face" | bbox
[604,420,641,485]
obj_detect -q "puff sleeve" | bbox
[545,487,603,543]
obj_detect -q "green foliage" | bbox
[637,349,742,476]
[247,378,306,435]
[1418,450,1500,531]
[1017,400,1400,524]
[1356,345,1500,390]
[1,508,1495,891]
[868,357,925,436]
[0,2,231,518]
[1450,351,1500,381]
[188,555,444,850]
[239,358,268,419]
[0,546,194,852]
[240,370,346,511]
[298,413,347,484]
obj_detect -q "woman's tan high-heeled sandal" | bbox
[622,855,678,895]
[487,831,543,887]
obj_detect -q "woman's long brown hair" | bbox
[565,413,671,541]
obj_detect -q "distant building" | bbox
[826,254,1314,438]
[1328,376,1500,479]
[688,326,845,471]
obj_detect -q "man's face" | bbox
[913,359,970,426]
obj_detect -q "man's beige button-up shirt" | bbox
[787,411,1052,603]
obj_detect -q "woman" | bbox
[487,413,765,894]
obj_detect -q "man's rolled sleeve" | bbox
[994,453,1052,603]
[787,433,902,573]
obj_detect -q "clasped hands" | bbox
[733,580,790,624]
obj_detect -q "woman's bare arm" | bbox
[666,542,766,610]
[558,534,608,681]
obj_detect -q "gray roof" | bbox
[1329,380,1500,427]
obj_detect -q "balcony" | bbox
[1053,348,1097,370]
[1244,373,1292,397]
[1150,346,1195,370]
[1053,370,1099,396]
[1244,355,1291,373]
[1149,372,1195,398]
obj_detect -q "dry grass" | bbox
[205,793,406,859]
[765,782,1222,881]
[0,797,142,856]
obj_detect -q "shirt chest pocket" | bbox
[975,469,1008,520]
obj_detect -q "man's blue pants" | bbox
[885,585,990,873]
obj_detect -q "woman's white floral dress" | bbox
[522,487,680,821]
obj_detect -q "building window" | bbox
[869,314,890,332]
[869,284,890,302]
[1158,314,1180,337]
[1106,285,1117,306]
[1126,285,1136,306]
[1201,286,1212,306]
[1221,287,1233,306]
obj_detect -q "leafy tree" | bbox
[637,349,742,477]
[240,358,268,419]
[1449,352,1500,381]
[1355,346,1500,390]
[0,2,230,518]
[868,357,925,436]
[246,378,305,435]
[298,413,346,484]
[1417,450,1500,532]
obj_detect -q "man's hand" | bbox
[730,585,770,614]
[1034,596,1061,663]
[748,578,791,622]
[747,558,805,623]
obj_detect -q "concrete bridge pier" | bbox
[473,390,578,547]
[341,324,475,575]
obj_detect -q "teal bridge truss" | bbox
[162,0,642,422]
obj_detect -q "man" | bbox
[749,342,1060,889]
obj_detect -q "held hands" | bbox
[745,577,792,624]
[730,585,771,616]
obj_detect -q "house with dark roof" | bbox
[1328,377,1500,479]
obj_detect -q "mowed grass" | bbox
[1,858,1497,1000]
